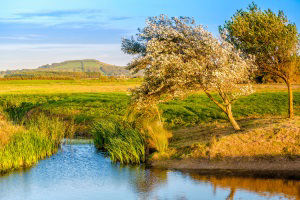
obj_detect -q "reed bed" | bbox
[92,121,146,164]
[0,114,68,173]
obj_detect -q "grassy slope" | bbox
[2,59,131,76]
[151,117,300,178]
[39,60,130,76]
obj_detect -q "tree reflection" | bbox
[110,163,168,199]
[111,162,299,200]
[189,174,300,199]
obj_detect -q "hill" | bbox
[0,59,135,78]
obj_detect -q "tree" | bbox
[122,15,255,130]
[220,3,300,118]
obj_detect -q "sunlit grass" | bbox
[0,79,141,94]
[0,80,299,165]
[169,117,300,159]
[0,114,69,173]
[0,91,299,137]
[0,79,298,94]
[209,126,300,158]
[92,121,146,164]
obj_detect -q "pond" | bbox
[0,144,299,200]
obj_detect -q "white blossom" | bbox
[122,15,257,129]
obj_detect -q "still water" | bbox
[0,144,299,200]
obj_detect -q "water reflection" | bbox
[110,164,169,199]
[0,144,299,200]
[188,174,300,200]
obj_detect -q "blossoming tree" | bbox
[122,15,256,130]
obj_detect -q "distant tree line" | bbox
[0,71,143,81]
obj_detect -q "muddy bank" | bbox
[150,157,300,179]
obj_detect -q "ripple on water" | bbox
[0,144,299,200]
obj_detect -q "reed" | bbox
[142,121,172,153]
[92,121,146,164]
[0,114,68,173]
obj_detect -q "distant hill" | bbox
[0,59,136,78]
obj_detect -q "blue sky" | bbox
[1,0,299,70]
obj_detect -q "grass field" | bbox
[0,80,299,137]
[0,79,141,94]
[0,79,299,94]
[0,79,299,169]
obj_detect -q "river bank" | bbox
[0,114,67,174]
[0,84,299,175]
[151,157,300,179]
[151,116,300,179]
[1,143,299,200]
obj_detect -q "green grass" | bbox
[0,80,299,166]
[0,92,299,138]
[92,121,146,164]
[161,92,300,126]
[0,79,142,94]
[0,114,68,173]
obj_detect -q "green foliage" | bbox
[25,113,66,145]
[92,121,146,164]
[220,3,299,82]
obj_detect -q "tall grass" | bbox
[142,121,172,153]
[92,121,146,164]
[125,105,173,153]
[0,114,68,173]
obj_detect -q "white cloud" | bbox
[0,44,133,70]
[0,34,43,41]
[0,9,138,30]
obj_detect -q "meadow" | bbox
[0,79,299,169]
[0,79,299,135]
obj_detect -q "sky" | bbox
[0,0,299,70]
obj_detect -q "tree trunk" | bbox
[226,104,240,131]
[226,187,236,200]
[287,81,294,118]
[203,90,241,130]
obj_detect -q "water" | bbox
[0,144,299,200]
